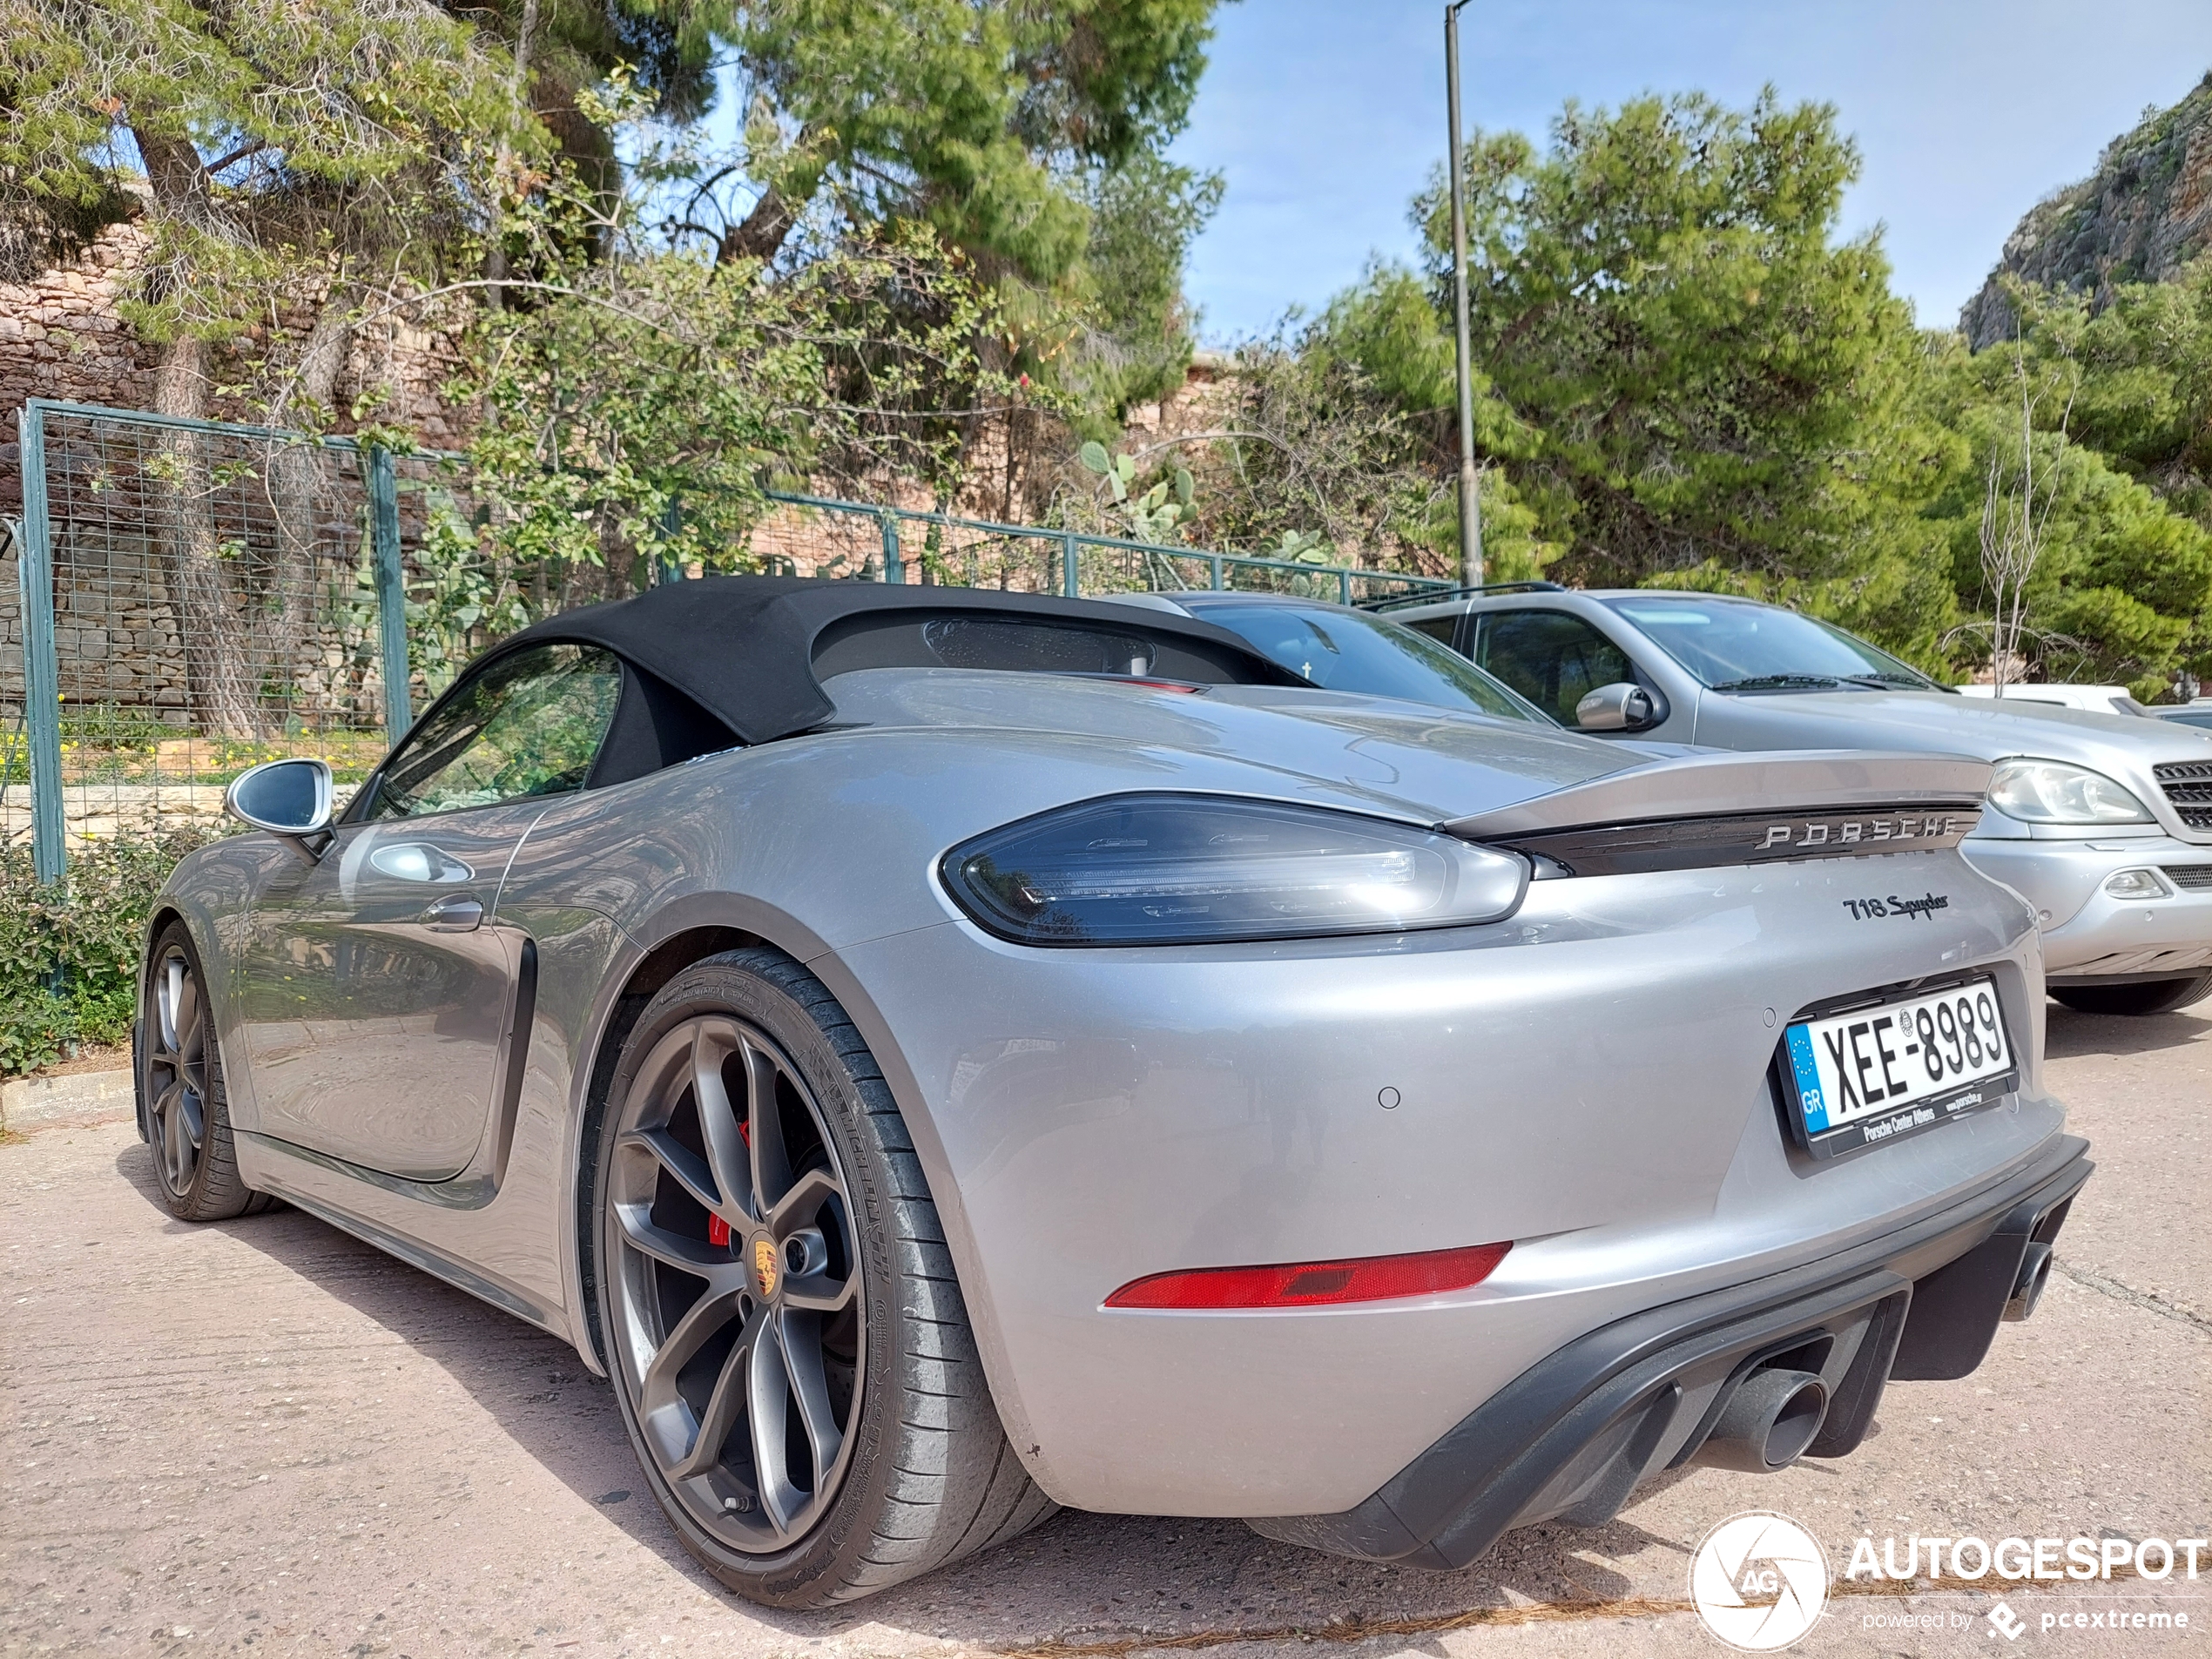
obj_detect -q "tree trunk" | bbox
[133,129,213,231]
[152,334,265,738]
[133,123,265,738]
[260,296,354,729]
[484,0,540,309]
[718,185,799,266]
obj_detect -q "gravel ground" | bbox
[4,1002,2208,1659]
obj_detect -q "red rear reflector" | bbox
[1103,1241,1511,1310]
[707,1215,731,1248]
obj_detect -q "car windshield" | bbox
[1601,597,1940,691]
[1188,601,1548,723]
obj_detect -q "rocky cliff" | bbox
[1960,71,2212,347]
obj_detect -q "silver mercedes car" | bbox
[1384,584,2212,1016]
[138,577,2089,1608]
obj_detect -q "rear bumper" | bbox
[1249,1135,2092,1568]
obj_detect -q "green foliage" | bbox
[1078,442,1199,540]
[436,89,1035,633]
[685,2,1225,446]
[1908,284,2212,692]
[1412,90,1936,591]
[0,831,210,1078]
[2049,260,2212,516]
[0,0,533,350]
[467,224,1018,572]
[1318,264,1460,417]
[1271,87,2212,691]
[718,0,1218,284]
[1064,153,1224,417]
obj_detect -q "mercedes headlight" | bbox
[1986,758,2152,825]
[941,794,1529,945]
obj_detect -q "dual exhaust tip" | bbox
[1698,1243,2057,1476]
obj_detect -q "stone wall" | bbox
[1,208,475,512]
[0,220,162,513]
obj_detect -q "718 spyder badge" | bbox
[1841,894,1951,921]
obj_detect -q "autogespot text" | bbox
[1844,1534,2208,1581]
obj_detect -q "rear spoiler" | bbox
[1442,752,1993,879]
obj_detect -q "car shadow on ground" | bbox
[111,1137,1703,1649]
[2042,1000,2212,1062]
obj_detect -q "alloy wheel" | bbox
[608,1015,866,1552]
[146,948,208,1197]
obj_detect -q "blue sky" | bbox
[1170,1,2212,341]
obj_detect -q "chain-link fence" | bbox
[10,398,1447,882]
[5,400,472,878]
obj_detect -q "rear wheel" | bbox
[593,948,1054,1608]
[138,923,270,1221]
[2050,974,2212,1016]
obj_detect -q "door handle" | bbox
[421,894,486,933]
[372,841,476,884]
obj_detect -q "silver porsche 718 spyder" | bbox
[137,577,2091,1608]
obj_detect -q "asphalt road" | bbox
[4,1002,2208,1659]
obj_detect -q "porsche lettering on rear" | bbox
[1758,813,1973,852]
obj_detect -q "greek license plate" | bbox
[1777,977,2017,1158]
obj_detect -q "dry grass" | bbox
[990,1561,2153,1656]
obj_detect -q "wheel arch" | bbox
[556,898,1024,1453]
[141,902,187,987]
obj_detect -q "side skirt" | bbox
[238,1130,567,1337]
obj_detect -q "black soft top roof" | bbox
[500,575,1307,745]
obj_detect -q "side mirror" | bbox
[226,757,335,860]
[1575,681,1659,732]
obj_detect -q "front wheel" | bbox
[592,948,1054,1608]
[2050,974,2212,1016]
[137,922,270,1221]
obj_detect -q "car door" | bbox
[235,643,625,1180]
[1471,607,1683,738]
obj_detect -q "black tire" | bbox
[592,948,1055,1608]
[137,921,272,1221]
[2050,974,2212,1016]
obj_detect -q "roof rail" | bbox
[1359,580,1568,612]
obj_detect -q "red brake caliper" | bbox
[706,1117,750,1248]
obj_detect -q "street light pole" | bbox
[1445,0,1482,590]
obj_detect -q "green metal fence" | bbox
[771,489,1448,606]
[8,396,1447,883]
[5,399,465,883]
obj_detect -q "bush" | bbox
[0,830,212,1078]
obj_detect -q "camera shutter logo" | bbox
[1690,1511,1831,1650]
